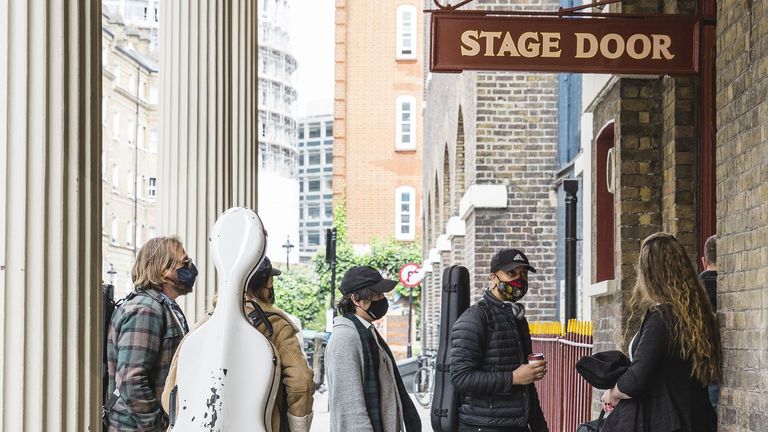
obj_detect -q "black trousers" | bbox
[458,424,530,432]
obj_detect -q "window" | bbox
[307,204,320,219]
[325,122,333,138]
[324,178,332,192]
[309,123,321,138]
[325,149,333,164]
[148,177,157,198]
[396,5,417,59]
[136,224,143,248]
[325,204,333,218]
[308,231,320,246]
[149,128,158,152]
[138,126,146,149]
[111,218,119,245]
[126,221,133,247]
[307,150,321,166]
[127,117,134,146]
[112,164,119,191]
[126,171,133,196]
[112,110,120,140]
[308,179,320,193]
[395,186,416,240]
[299,153,305,166]
[396,95,416,150]
[299,126,304,139]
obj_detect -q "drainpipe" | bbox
[564,178,579,321]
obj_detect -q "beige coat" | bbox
[162,299,314,432]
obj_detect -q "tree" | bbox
[313,199,423,309]
[272,264,329,332]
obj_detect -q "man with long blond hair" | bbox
[601,233,720,432]
[104,236,197,431]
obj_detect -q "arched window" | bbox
[395,95,416,150]
[395,186,416,241]
[396,5,417,59]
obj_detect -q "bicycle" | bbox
[413,349,437,408]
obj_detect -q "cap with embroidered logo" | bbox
[490,248,537,273]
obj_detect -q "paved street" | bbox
[310,388,432,431]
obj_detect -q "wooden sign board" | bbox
[430,13,700,75]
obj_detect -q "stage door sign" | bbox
[430,13,701,75]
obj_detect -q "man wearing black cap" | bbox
[450,248,549,432]
[324,266,422,432]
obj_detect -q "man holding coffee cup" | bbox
[450,248,549,432]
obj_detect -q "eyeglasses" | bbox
[181,257,194,267]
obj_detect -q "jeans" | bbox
[708,383,720,410]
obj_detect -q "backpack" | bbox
[101,286,168,430]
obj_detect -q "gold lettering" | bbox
[626,34,652,59]
[517,32,540,58]
[461,30,481,56]
[652,34,675,60]
[599,33,625,59]
[479,31,502,57]
[575,33,598,58]
[540,32,561,58]
[497,32,521,57]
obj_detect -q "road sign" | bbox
[399,263,424,287]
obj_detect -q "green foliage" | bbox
[313,200,424,308]
[272,199,424,331]
[272,264,329,332]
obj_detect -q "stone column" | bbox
[0,0,102,430]
[160,0,258,320]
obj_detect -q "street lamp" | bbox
[282,236,294,271]
[107,263,117,286]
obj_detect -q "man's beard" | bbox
[172,283,194,296]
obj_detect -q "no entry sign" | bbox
[430,13,701,75]
[399,263,424,288]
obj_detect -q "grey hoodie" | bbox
[325,315,404,432]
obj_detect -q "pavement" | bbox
[310,387,432,431]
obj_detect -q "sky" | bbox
[289,0,335,118]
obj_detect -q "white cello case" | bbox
[172,207,280,431]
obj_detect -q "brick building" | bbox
[421,0,562,350]
[334,0,423,250]
[581,0,767,429]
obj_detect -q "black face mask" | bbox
[177,262,198,289]
[364,297,389,320]
[496,278,528,302]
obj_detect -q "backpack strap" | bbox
[245,300,275,338]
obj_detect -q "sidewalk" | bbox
[310,388,432,431]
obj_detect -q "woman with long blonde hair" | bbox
[601,233,720,431]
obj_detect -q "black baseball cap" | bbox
[490,248,537,273]
[340,266,398,295]
[248,256,282,290]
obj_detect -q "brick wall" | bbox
[716,0,768,429]
[334,0,423,246]
[421,0,560,337]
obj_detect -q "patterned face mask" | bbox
[496,278,528,302]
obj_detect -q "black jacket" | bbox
[450,291,548,431]
[603,305,717,432]
[699,270,717,311]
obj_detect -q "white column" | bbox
[160,0,258,321]
[0,0,102,430]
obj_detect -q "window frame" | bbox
[395,186,416,241]
[395,95,416,151]
[396,5,417,60]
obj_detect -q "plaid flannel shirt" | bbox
[106,289,185,432]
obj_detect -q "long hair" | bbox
[624,233,721,385]
[131,236,185,291]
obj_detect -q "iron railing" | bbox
[530,320,594,432]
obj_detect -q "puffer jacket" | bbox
[162,298,314,432]
[450,291,548,431]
